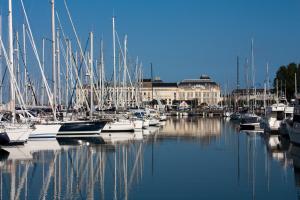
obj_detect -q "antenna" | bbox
[237,56,240,90]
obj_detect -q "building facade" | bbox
[141,75,221,106]
[76,75,221,108]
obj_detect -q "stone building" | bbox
[76,75,221,108]
[141,75,221,106]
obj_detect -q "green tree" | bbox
[274,62,298,100]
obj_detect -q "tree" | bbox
[274,63,298,100]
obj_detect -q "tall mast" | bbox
[51,0,57,120]
[135,57,138,107]
[276,79,279,104]
[235,56,240,111]
[15,32,20,103]
[295,73,297,98]
[251,38,256,109]
[23,24,28,105]
[100,39,104,109]
[151,63,153,101]
[237,56,240,90]
[65,39,69,108]
[90,31,93,118]
[41,38,45,106]
[112,16,117,109]
[123,35,127,108]
[251,38,255,89]
[266,62,270,105]
[56,29,61,106]
[8,0,15,122]
[0,14,2,105]
[245,58,249,108]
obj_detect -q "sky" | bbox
[1,0,300,91]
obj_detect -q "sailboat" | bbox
[0,0,32,145]
[14,0,62,140]
[239,39,261,131]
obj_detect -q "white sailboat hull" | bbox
[0,123,32,144]
[149,118,160,126]
[29,124,61,139]
[133,120,143,130]
[102,120,134,132]
[143,119,150,128]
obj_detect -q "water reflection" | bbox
[1,118,300,199]
[0,140,144,200]
[159,117,221,146]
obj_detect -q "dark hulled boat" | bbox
[56,120,107,139]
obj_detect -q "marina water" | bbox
[0,117,299,199]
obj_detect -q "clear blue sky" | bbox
[2,0,300,90]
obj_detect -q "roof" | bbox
[178,75,218,87]
[153,82,178,87]
[178,79,218,87]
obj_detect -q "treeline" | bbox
[274,63,300,100]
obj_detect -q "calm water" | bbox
[0,117,300,200]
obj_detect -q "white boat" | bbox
[57,120,107,138]
[102,119,134,132]
[0,123,32,145]
[240,113,261,130]
[143,119,150,128]
[29,123,61,139]
[287,102,300,144]
[264,97,294,132]
[159,113,167,121]
[149,117,160,126]
[264,103,286,132]
[133,119,143,130]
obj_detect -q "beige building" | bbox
[142,75,221,106]
[76,75,221,108]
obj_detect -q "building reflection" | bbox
[159,117,221,144]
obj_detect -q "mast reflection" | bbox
[0,139,144,200]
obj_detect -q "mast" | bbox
[123,35,127,108]
[65,39,69,108]
[151,63,153,101]
[245,58,249,108]
[15,32,20,104]
[295,73,297,98]
[276,79,279,104]
[251,38,256,110]
[266,62,269,105]
[51,0,57,120]
[236,56,239,111]
[112,16,117,109]
[23,24,28,105]
[135,57,139,107]
[90,31,93,118]
[0,14,2,105]
[237,56,240,90]
[57,29,61,106]
[8,0,15,122]
[41,38,45,106]
[99,38,104,109]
